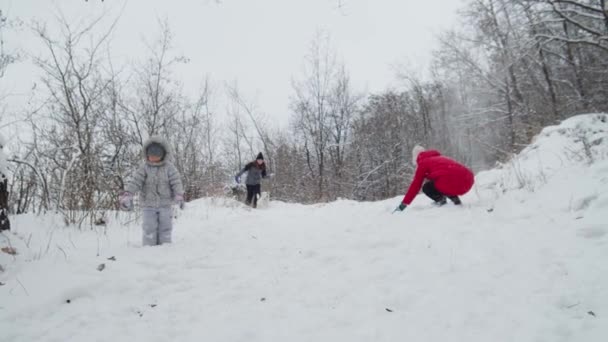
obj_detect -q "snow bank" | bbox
[473,113,608,217]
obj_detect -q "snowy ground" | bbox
[1,114,608,342]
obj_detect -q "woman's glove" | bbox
[393,202,407,213]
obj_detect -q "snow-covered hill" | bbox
[1,114,607,342]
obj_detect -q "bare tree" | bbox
[122,18,188,143]
[227,84,274,170]
[28,12,119,226]
[0,9,17,79]
[224,96,249,172]
[326,65,361,198]
[290,32,340,201]
[171,78,225,198]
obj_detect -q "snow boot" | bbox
[448,196,462,205]
[434,197,447,206]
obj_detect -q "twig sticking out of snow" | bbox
[16,278,29,296]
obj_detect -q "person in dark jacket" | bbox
[395,145,474,212]
[235,152,267,208]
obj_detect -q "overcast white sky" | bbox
[2,0,464,129]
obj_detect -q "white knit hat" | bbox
[412,145,425,165]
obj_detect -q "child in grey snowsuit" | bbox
[235,152,267,208]
[120,136,184,246]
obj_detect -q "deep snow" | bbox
[1,114,607,341]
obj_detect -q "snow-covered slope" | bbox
[1,114,607,342]
[475,113,608,222]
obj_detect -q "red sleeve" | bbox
[402,164,427,205]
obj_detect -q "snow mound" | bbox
[473,113,608,216]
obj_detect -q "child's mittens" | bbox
[175,194,185,210]
[119,191,133,211]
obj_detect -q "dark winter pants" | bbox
[0,210,9,231]
[246,184,261,208]
[142,207,173,246]
[0,178,10,231]
[422,182,461,205]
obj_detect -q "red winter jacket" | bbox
[401,150,474,205]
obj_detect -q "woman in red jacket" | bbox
[395,145,474,212]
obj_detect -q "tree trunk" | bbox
[539,46,559,121]
[562,14,588,110]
